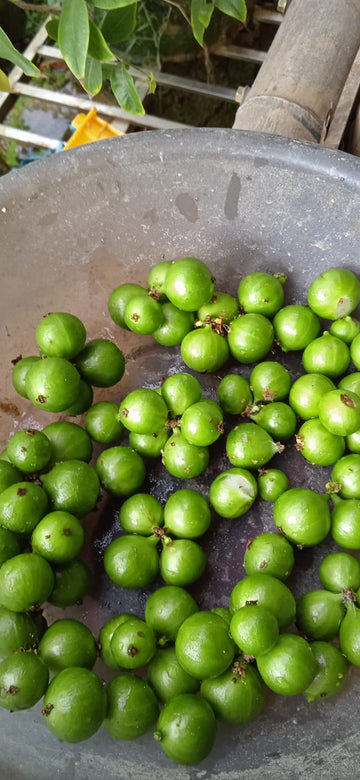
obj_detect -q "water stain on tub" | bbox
[175,192,199,222]
[0,400,20,417]
[224,172,241,220]
[38,212,58,227]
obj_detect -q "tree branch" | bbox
[7,0,61,16]
[161,0,191,28]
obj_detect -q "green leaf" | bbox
[0,26,39,76]
[58,0,89,80]
[213,0,246,23]
[88,20,115,61]
[148,71,156,95]
[199,0,214,27]
[0,68,10,92]
[100,5,137,43]
[190,0,214,46]
[45,17,59,42]
[110,64,145,115]
[84,56,103,95]
[89,0,138,9]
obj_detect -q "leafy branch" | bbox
[0,0,247,115]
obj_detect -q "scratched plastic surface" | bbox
[0,130,360,780]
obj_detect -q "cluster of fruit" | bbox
[2,259,360,766]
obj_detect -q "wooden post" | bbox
[233,0,360,143]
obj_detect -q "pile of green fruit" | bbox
[1,260,360,765]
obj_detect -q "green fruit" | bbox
[95,446,146,496]
[200,657,266,723]
[0,460,23,495]
[228,314,274,363]
[318,389,360,436]
[273,488,331,546]
[244,532,294,581]
[42,421,93,465]
[0,481,48,534]
[119,388,168,434]
[330,316,360,344]
[164,489,211,538]
[305,641,348,702]
[105,674,159,739]
[85,402,124,444]
[230,604,279,657]
[0,526,21,566]
[307,268,360,320]
[124,295,164,335]
[0,652,49,711]
[162,428,209,479]
[147,647,200,702]
[104,534,159,589]
[160,538,206,586]
[331,455,360,499]
[25,357,81,412]
[175,611,235,679]
[0,553,54,612]
[108,283,147,329]
[257,469,290,502]
[339,602,360,666]
[110,617,156,669]
[35,312,86,359]
[180,325,229,372]
[12,356,41,399]
[250,361,291,403]
[98,613,133,670]
[75,339,125,387]
[0,606,47,657]
[331,495,360,548]
[197,291,239,323]
[273,305,320,351]
[39,619,97,672]
[319,552,360,593]
[289,373,336,419]
[31,510,84,563]
[237,272,285,317]
[148,260,172,298]
[119,493,164,535]
[211,607,231,625]
[226,422,283,469]
[296,590,345,640]
[41,460,100,517]
[217,374,252,415]
[154,694,216,765]
[42,667,106,743]
[161,372,202,416]
[302,332,350,378]
[145,585,198,642]
[164,257,215,311]
[295,419,345,466]
[209,468,258,519]
[153,303,194,346]
[249,402,297,441]
[229,574,296,630]
[180,399,224,446]
[257,634,318,695]
[48,558,90,607]
[63,379,93,415]
[129,427,170,458]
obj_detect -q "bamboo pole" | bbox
[233,0,360,143]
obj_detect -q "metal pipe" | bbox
[233,0,360,142]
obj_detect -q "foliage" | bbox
[0,0,247,114]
